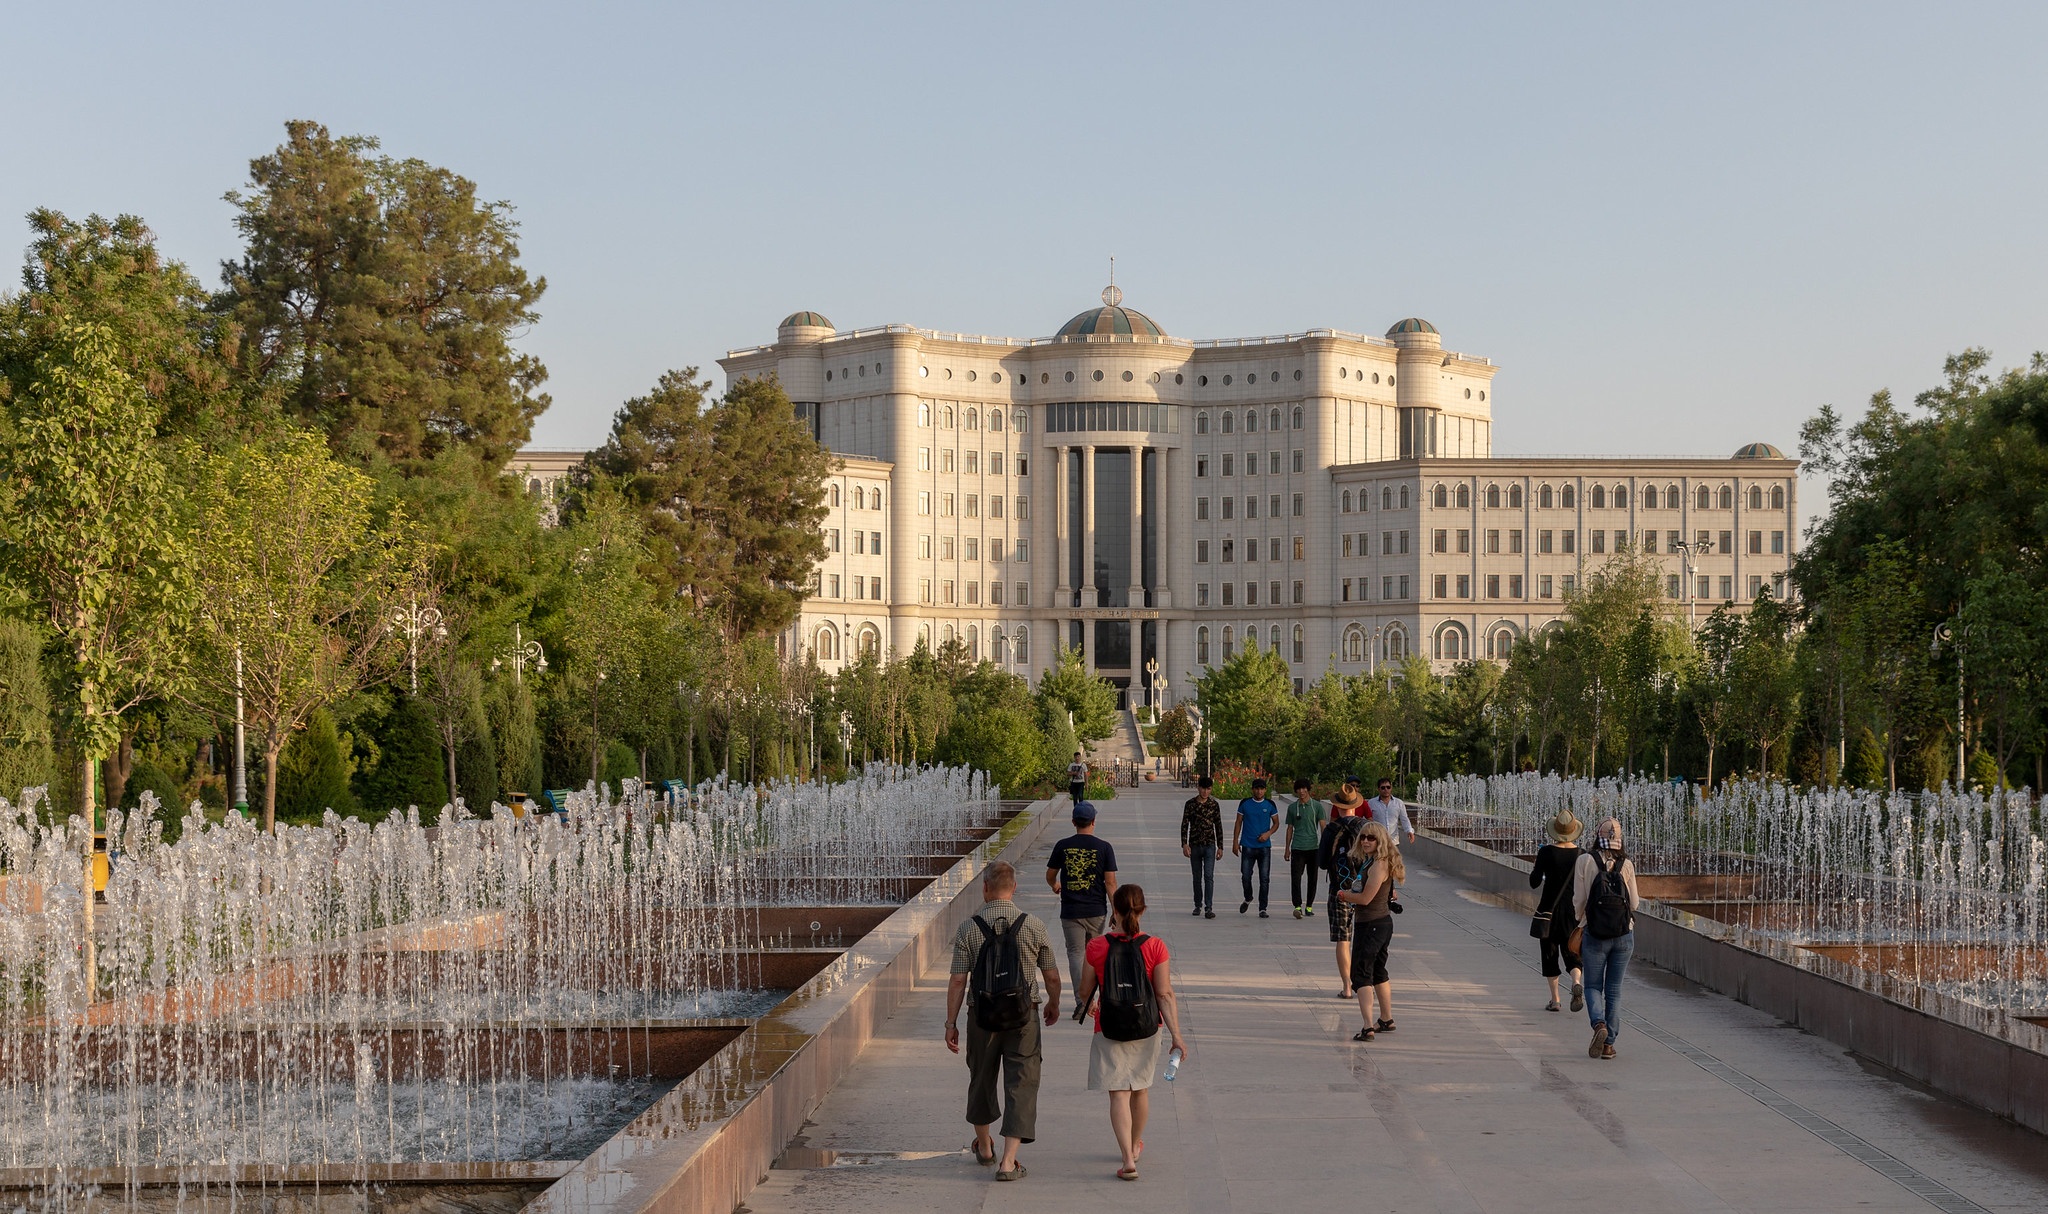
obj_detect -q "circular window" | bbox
[1339,367,1348,379]
[1465,388,1472,398]
[991,371,1002,383]
[1388,374,1396,386]
[825,370,833,381]
[1479,390,1487,402]
[966,370,977,382]
[1372,372,1381,384]
[1223,374,1233,385]
[1293,369,1303,381]
[944,368,954,380]
[857,365,865,377]
[874,363,884,374]
[1065,371,1076,383]
[1122,370,1134,382]
[1149,371,1160,383]
[918,366,929,378]
[1272,371,1281,382]
[1041,372,1050,384]
[1198,375,1208,386]
[1175,373,1185,385]
[842,368,851,379]
[1092,369,1104,381]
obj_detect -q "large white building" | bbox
[717,295,1799,707]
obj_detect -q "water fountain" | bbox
[1410,773,2048,1134]
[0,765,1015,1212]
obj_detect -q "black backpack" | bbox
[970,914,1034,1032]
[1585,852,1632,940]
[1097,933,1162,1042]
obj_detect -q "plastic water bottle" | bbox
[1164,1047,1183,1081]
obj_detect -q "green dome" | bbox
[1733,442,1785,459]
[1056,305,1165,339]
[780,310,833,330]
[1385,318,1438,336]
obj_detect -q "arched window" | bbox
[1197,411,1210,435]
[918,403,931,427]
[1291,624,1304,663]
[1748,484,1763,509]
[1222,626,1235,660]
[872,488,882,510]
[966,625,979,660]
[990,409,1004,432]
[1614,485,1628,509]
[1245,627,1259,654]
[1666,483,1679,507]
[1246,410,1259,434]
[1486,484,1501,508]
[1198,626,1212,664]
[1539,484,1553,509]
[1508,484,1523,508]
[1718,485,1733,509]
[527,477,543,495]
[1342,490,1353,513]
[1269,408,1281,432]
[1384,626,1407,661]
[1015,626,1030,665]
[965,407,979,431]
[1455,484,1471,508]
[1271,625,1282,653]
[1014,408,1029,433]
[1432,484,1448,509]
[858,625,881,658]
[1562,484,1577,508]
[1222,411,1235,434]
[993,627,1009,665]
[1591,485,1606,509]
[1696,484,1711,510]
[1770,485,1785,509]
[1643,485,1658,509]
[853,486,865,509]
[917,623,931,650]
[1344,626,1364,662]
[814,625,839,661]
[831,484,841,507]
[1400,485,1410,509]
[1490,627,1515,660]
[1291,406,1303,430]
[1434,623,1468,661]
[942,406,955,429]
[1382,487,1394,510]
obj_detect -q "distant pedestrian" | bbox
[1231,777,1280,917]
[1333,820,1403,1040]
[1366,777,1416,844]
[1318,804,1367,999]
[1571,818,1641,1060]
[1047,802,1119,1015]
[1180,775,1225,918]
[1067,751,1089,804]
[1074,884,1188,1182]
[946,861,1062,1180]
[1282,777,1328,919]
[1529,810,1585,1013]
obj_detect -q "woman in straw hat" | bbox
[1528,810,1584,1012]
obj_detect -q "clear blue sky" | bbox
[5,1,2044,519]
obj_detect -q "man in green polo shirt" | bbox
[1283,776,1328,919]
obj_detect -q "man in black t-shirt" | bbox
[1045,801,1118,1016]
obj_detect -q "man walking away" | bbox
[946,861,1061,1180]
[1232,777,1280,917]
[1367,777,1416,845]
[1067,751,1089,804]
[1283,777,1328,919]
[1047,801,1118,1013]
[1180,775,1225,918]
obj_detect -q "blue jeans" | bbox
[1239,846,1272,910]
[1189,849,1217,911]
[1581,931,1635,1041]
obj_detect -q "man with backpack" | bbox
[1047,801,1119,1013]
[1569,818,1641,1060]
[946,861,1061,1180]
[1067,751,1089,804]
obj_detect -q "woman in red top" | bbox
[1075,884,1188,1181]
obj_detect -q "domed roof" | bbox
[779,310,833,330]
[1056,304,1165,339]
[1385,318,1438,336]
[1732,441,1785,459]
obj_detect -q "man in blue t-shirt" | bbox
[1232,778,1281,917]
[1046,801,1118,1016]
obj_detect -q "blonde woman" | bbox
[1333,820,1403,1041]
[1570,818,1641,1060]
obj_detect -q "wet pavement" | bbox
[744,784,2048,1214]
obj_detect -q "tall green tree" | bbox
[1191,645,1297,769]
[1035,645,1119,748]
[220,120,549,464]
[1731,591,1799,777]
[0,321,193,817]
[1958,561,2047,786]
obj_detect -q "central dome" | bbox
[1056,304,1165,339]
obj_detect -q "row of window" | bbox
[916,449,1025,476]
[1193,450,1306,478]
[916,580,1030,607]
[1195,538,1307,563]
[1045,401,1183,434]
[915,536,1030,563]
[915,493,1030,519]
[825,529,885,554]
[1195,407,1304,435]
[1195,494,1307,521]
[1196,622,1371,666]
[1412,528,1788,556]
[1195,580,1306,607]
[1407,482,1789,512]
[817,574,886,601]
[915,404,1029,432]
[813,620,1036,667]
[828,484,884,509]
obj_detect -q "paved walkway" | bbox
[745,785,2048,1214]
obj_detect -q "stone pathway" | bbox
[744,785,2048,1214]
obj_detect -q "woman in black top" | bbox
[1528,810,1584,1012]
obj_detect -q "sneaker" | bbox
[1304,906,1316,917]
[1205,909,1216,919]
[1545,999,1561,1012]
[1292,907,1304,920]
[1570,982,1584,1012]
[1601,1043,1617,1060]
[1239,901,1249,914]
[1589,1022,1608,1058]
[1259,909,1270,918]
[1192,906,1203,916]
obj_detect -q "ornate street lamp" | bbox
[1933,622,1964,784]
[391,596,446,695]
[492,623,547,684]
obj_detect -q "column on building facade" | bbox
[1128,443,1145,606]
[1081,445,1097,603]
[1155,448,1172,606]
[1053,444,1069,602]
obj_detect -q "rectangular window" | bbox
[1222,539,1234,563]
[1773,572,1786,598]
[1433,529,1448,554]
[1247,581,1259,605]
[1198,582,1210,606]
[1018,581,1030,605]
[1222,582,1235,605]
[917,447,931,470]
[1222,454,1234,477]
[991,452,1005,475]
[941,536,955,560]
[1457,529,1471,554]
[1246,452,1259,476]
[871,532,881,554]
[1642,530,1657,553]
[1223,497,1235,520]
[1383,576,1394,600]
[1457,574,1471,598]
[1270,580,1281,604]
[1398,575,1409,599]
[941,493,955,516]
[1292,580,1303,604]
[966,580,979,605]
[1509,574,1524,598]
[1292,536,1305,561]
[1015,539,1030,562]
[1292,493,1303,517]
[964,538,978,561]
[1718,530,1732,554]
[1383,531,1394,555]
[870,576,882,599]
[965,451,978,474]
[1486,574,1500,598]
[990,495,1003,518]
[990,580,1004,605]
[1433,573,1448,598]
[919,578,932,603]
[1667,530,1681,551]
[850,577,863,601]
[1270,538,1282,562]
[1562,575,1577,594]
[1666,574,1681,598]
[1509,529,1523,554]
[1748,575,1763,599]
[1540,574,1554,598]
[829,574,841,598]
[941,450,954,473]
[1269,451,1280,475]
[1269,495,1281,518]
[942,579,955,604]
[852,532,865,555]
[1341,579,1352,602]
[1771,530,1784,554]
[1246,496,1258,519]
[1591,530,1606,554]
[1563,530,1577,554]
[1197,539,1210,563]
[1292,449,1304,473]
[918,492,931,516]
[1718,575,1733,599]
[1197,458,1209,478]
[1747,530,1763,554]
[1697,575,1710,598]
[1696,529,1711,550]
[1343,534,1354,558]
[1197,497,1210,520]
[1538,529,1553,554]
[1399,530,1410,555]
[965,494,978,517]
[1017,496,1030,519]
[1486,529,1500,554]
[1018,457,1029,477]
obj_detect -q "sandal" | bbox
[1134,1140,1145,1161]
[996,1165,1028,1181]
[1117,1166,1140,1181]
[1376,1019,1397,1033]
[972,1141,996,1166]
[1545,999,1561,1012]
[1337,989,1354,1000]
[1351,1026,1376,1042]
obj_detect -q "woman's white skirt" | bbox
[1086,1030,1165,1091]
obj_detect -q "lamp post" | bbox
[1933,621,1964,785]
[1673,540,1700,630]
[390,596,446,695]
[492,623,547,684]
[838,710,855,771]
[1144,657,1162,720]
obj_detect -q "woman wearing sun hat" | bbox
[1527,810,1584,1013]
